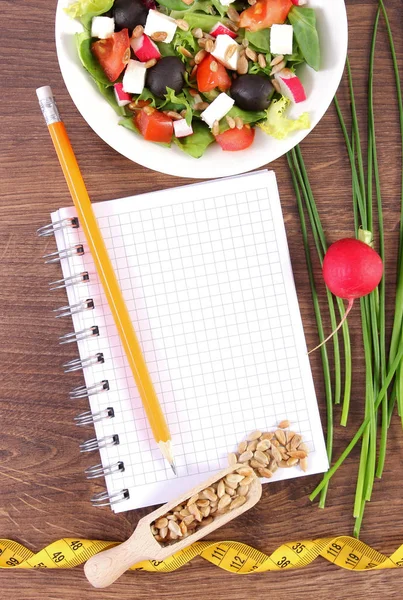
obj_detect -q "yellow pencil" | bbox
[36,85,176,474]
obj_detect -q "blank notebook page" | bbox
[52,170,328,512]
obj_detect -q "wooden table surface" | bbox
[1,0,403,597]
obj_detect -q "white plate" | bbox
[55,0,347,178]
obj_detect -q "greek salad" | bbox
[65,0,320,158]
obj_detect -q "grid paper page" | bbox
[52,170,328,512]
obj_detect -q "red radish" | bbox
[310,238,383,353]
[291,0,307,5]
[114,82,132,107]
[130,34,161,62]
[274,68,306,103]
[210,23,237,39]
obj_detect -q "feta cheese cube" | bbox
[114,83,132,107]
[200,93,235,128]
[211,34,240,70]
[174,119,193,138]
[122,60,147,94]
[144,9,177,43]
[270,24,294,56]
[91,16,115,39]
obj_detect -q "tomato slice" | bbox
[196,55,232,93]
[135,107,173,143]
[92,29,130,82]
[239,0,292,32]
[215,125,255,151]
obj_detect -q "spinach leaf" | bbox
[248,54,272,77]
[76,32,112,85]
[156,0,193,11]
[173,121,214,158]
[95,81,128,115]
[174,12,230,31]
[162,88,193,125]
[64,0,113,30]
[156,41,177,57]
[288,7,320,71]
[218,106,266,133]
[245,29,271,54]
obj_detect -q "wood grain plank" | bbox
[1,0,403,597]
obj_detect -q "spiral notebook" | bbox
[45,170,328,513]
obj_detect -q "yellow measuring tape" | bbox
[1,536,403,573]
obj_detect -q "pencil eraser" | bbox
[36,86,53,102]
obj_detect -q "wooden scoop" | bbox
[84,463,262,588]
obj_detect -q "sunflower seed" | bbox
[226,115,236,129]
[254,450,269,465]
[290,434,302,450]
[227,6,240,22]
[132,25,144,38]
[239,475,254,486]
[196,499,210,507]
[271,59,286,75]
[205,39,215,53]
[168,520,182,536]
[247,430,262,441]
[151,31,168,42]
[269,459,279,473]
[180,508,190,517]
[165,110,183,120]
[195,49,207,64]
[228,452,238,466]
[270,445,282,463]
[275,429,287,445]
[202,488,218,502]
[200,505,211,518]
[236,466,253,476]
[287,457,299,467]
[217,479,226,498]
[298,442,310,454]
[225,473,244,485]
[183,514,195,526]
[257,467,273,478]
[225,44,237,62]
[159,526,168,539]
[237,55,249,75]
[155,517,168,529]
[230,495,246,510]
[258,53,266,68]
[200,516,214,527]
[238,484,249,496]
[270,54,284,66]
[176,18,189,31]
[237,440,248,454]
[188,503,203,521]
[225,485,236,496]
[212,119,220,136]
[235,116,243,129]
[279,459,291,468]
[218,494,232,510]
[242,38,249,47]
[260,432,274,441]
[256,439,271,451]
[250,459,263,469]
[245,47,257,61]
[247,440,258,452]
[239,450,253,462]
[192,27,203,38]
[198,37,207,48]
[193,101,209,111]
[182,0,194,4]
[288,450,307,459]
[278,419,290,429]
[300,457,308,472]
[187,493,199,506]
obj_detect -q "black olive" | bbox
[145,57,186,99]
[230,74,274,112]
[113,0,148,32]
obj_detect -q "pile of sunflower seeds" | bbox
[229,421,309,477]
[151,465,256,546]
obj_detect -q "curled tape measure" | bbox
[1,536,403,573]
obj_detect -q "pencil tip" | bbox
[170,462,177,476]
[158,440,177,475]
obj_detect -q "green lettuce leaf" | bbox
[258,96,310,140]
[172,28,199,61]
[135,88,158,107]
[173,121,214,158]
[245,29,271,54]
[95,81,128,115]
[65,0,113,29]
[219,105,266,133]
[170,1,216,18]
[156,0,192,10]
[288,7,320,71]
[161,88,193,125]
[156,41,177,57]
[172,12,229,31]
[76,32,112,85]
